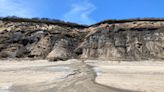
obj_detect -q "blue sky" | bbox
[0,0,164,24]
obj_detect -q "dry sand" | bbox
[86,60,164,92]
[0,59,164,92]
[0,59,75,92]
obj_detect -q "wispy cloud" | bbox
[0,0,34,17]
[64,0,96,24]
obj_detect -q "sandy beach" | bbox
[0,59,164,92]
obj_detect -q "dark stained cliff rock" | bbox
[0,18,164,61]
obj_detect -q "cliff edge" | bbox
[0,17,163,61]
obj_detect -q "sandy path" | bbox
[43,61,133,92]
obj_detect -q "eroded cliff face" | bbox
[79,22,164,60]
[0,20,163,61]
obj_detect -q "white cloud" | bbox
[0,0,34,17]
[64,0,96,24]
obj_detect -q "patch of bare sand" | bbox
[0,59,76,90]
[86,60,164,92]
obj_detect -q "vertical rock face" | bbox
[0,19,164,61]
[79,25,164,60]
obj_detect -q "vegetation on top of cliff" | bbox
[90,18,164,27]
[1,17,164,28]
[0,16,88,28]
